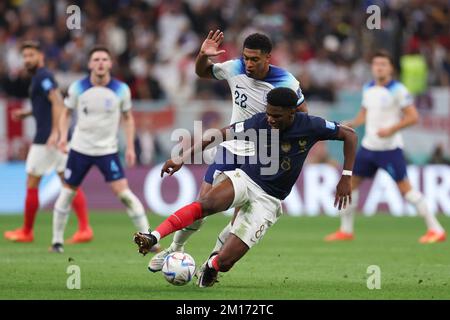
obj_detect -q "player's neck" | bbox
[254,65,270,80]
[375,77,392,87]
[90,73,111,86]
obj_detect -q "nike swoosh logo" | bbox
[236,85,245,89]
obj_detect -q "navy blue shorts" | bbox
[64,149,125,187]
[204,146,245,184]
[353,146,408,181]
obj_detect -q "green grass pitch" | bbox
[1,212,449,299]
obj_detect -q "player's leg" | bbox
[56,172,93,243]
[4,174,41,242]
[50,149,92,252]
[325,147,376,241]
[398,179,446,243]
[134,174,237,255]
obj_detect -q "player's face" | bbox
[22,48,43,72]
[371,57,393,81]
[243,48,270,79]
[266,104,295,131]
[89,51,112,77]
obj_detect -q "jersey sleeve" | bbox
[286,77,305,106]
[120,84,132,112]
[397,84,414,108]
[212,59,243,80]
[64,82,79,109]
[310,116,340,141]
[40,73,58,95]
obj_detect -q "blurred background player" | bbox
[49,45,155,253]
[149,30,308,271]
[324,50,446,243]
[4,41,92,244]
[136,87,356,287]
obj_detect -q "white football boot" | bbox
[148,244,184,272]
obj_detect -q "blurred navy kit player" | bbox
[325,50,446,243]
[49,45,158,253]
[134,87,357,287]
[4,41,92,244]
[149,30,308,272]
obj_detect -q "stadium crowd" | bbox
[1,0,450,103]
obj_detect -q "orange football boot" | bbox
[419,230,446,244]
[66,226,94,244]
[324,230,354,242]
[4,228,34,242]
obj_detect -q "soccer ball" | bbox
[161,252,196,286]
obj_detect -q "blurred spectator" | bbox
[428,144,450,165]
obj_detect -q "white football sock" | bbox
[212,222,232,253]
[405,190,444,233]
[52,187,76,245]
[169,218,206,251]
[340,190,359,234]
[118,189,149,233]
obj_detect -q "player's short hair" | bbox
[88,45,111,59]
[267,87,298,109]
[243,33,272,54]
[20,40,42,52]
[372,50,394,65]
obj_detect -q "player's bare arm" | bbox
[161,126,229,177]
[57,107,72,153]
[377,105,419,137]
[343,107,366,128]
[195,29,226,79]
[122,110,136,167]
[47,88,64,147]
[334,124,357,210]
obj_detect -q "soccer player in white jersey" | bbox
[49,46,153,253]
[149,30,308,271]
[325,50,446,243]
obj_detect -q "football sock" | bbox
[405,190,444,233]
[212,222,232,252]
[72,188,90,231]
[340,190,358,234]
[118,189,149,233]
[23,188,39,234]
[52,187,76,244]
[170,218,206,251]
[207,254,220,271]
[154,202,203,240]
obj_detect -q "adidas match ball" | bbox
[161,252,196,286]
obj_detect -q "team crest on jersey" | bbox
[281,141,291,153]
[298,139,307,153]
[104,98,113,110]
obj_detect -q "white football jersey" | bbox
[64,77,132,156]
[212,59,304,156]
[361,80,414,151]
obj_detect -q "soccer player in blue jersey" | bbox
[134,87,357,287]
[49,45,154,253]
[324,50,446,243]
[4,41,92,244]
[149,30,308,271]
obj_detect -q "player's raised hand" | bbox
[200,30,226,57]
[334,176,352,210]
[160,158,183,178]
[126,148,136,167]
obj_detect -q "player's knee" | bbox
[198,196,218,216]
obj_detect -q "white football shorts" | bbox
[26,144,68,176]
[221,168,283,248]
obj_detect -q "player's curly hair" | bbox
[267,87,298,108]
[243,33,272,54]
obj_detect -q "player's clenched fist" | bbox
[160,158,184,178]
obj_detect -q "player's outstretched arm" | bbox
[195,29,226,79]
[334,124,357,210]
[377,105,419,137]
[160,126,229,177]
